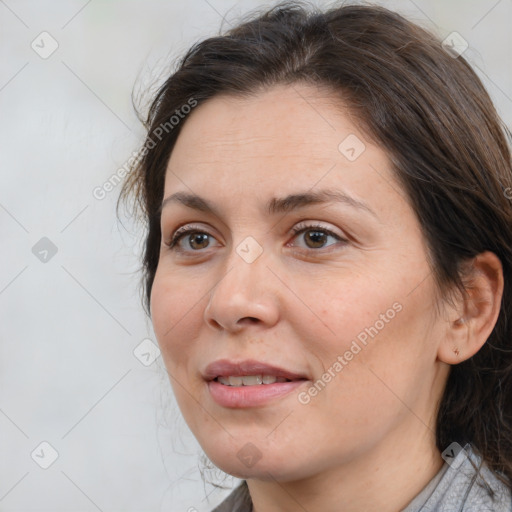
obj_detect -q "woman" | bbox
[119,2,512,510]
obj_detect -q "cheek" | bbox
[296,304,434,450]
[290,278,392,360]
[150,269,203,370]
[323,287,437,419]
[297,270,435,396]
[150,271,209,426]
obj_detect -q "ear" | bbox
[437,251,504,365]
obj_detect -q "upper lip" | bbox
[203,359,309,381]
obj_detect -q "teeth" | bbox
[228,376,243,386]
[242,375,262,385]
[217,375,290,386]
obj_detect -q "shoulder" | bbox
[415,444,512,512]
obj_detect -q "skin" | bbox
[150,83,503,511]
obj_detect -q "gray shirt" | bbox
[212,444,512,511]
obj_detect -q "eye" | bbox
[165,225,221,252]
[288,222,348,250]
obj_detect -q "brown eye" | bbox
[304,230,329,248]
[187,232,211,250]
[289,224,348,251]
[167,227,221,252]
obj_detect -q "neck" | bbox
[247,426,444,512]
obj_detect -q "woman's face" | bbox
[151,84,450,481]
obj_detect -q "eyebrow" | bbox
[159,189,377,218]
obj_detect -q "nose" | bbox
[204,245,281,333]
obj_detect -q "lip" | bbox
[203,359,310,408]
[203,358,309,381]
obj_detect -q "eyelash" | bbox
[165,223,347,254]
[289,223,347,249]
[165,225,206,251]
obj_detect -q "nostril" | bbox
[208,318,223,330]
[239,317,260,325]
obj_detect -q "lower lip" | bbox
[208,379,308,408]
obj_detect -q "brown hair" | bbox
[119,0,512,495]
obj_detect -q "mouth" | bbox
[203,359,310,408]
[203,358,309,382]
[215,375,294,386]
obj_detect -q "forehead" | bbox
[163,84,405,220]
[170,84,353,165]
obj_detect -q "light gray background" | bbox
[1,0,511,511]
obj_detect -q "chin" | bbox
[203,443,311,482]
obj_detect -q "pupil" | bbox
[306,230,326,248]
[190,233,209,249]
